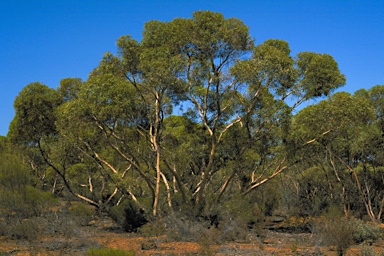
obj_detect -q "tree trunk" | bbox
[195,136,217,209]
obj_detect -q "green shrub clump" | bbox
[315,215,383,256]
[353,220,383,244]
[109,200,148,232]
[86,247,135,256]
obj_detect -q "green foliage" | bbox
[0,153,29,192]
[138,218,166,237]
[315,216,356,256]
[25,185,59,215]
[86,247,135,256]
[289,86,384,221]
[296,52,346,98]
[353,220,383,244]
[58,77,82,101]
[0,186,57,219]
[293,166,338,216]
[0,136,10,154]
[223,196,263,224]
[8,82,62,144]
[109,200,148,232]
[68,201,95,226]
[8,11,348,220]
[360,244,384,256]
[3,13,384,256]
[0,153,58,220]
[218,180,280,223]
[315,214,382,256]
[7,219,39,240]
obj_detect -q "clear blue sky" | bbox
[1,0,383,136]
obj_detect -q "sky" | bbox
[1,0,383,136]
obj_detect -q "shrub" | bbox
[314,216,356,256]
[360,244,378,256]
[24,185,59,216]
[138,218,166,237]
[0,186,58,221]
[220,194,268,239]
[68,201,95,226]
[162,213,207,242]
[313,215,383,256]
[353,220,383,244]
[86,247,135,256]
[8,219,40,241]
[109,200,148,232]
[0,153,58,220]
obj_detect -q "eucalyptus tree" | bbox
[121,11,344,213]
[57,28,188,216]
[354,85,384,221]
[8,82,106,207]
[58,77,82,102]
[59,11,345,216]
[8,82,62,144]
[176,12,345,210]
[0,136,10,154]
[290,89,384,221]
[55,64,150,210]
[9,11,346,219]
[8,82,63,190]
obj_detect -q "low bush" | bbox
[68,201,95,226]
[24,185,59,216]
[86,247,135,256]
[314,216,356,256]
[162,213,208,242]
[138,218,166,237]
[360,244,379,256]
[315,216,383,256]
[0,153,58,221]
[8,219,39,240]
[353,220,383,244]
[109,200,148,232]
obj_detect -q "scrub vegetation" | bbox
[1,11,383,255]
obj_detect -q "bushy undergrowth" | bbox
[360,244,384,256]
[68,201,95,226]
[353,219,383,244]
[314,214,383,256]
[86,247,135,256]
[314,216,355,255]
[138,210,260,245]
[0,209,92,241]
[2,219,39,240]
[136,187,280,245]
[109,200,148,232]
[0,154,59,222]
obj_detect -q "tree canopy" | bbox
[13,12,384,228]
